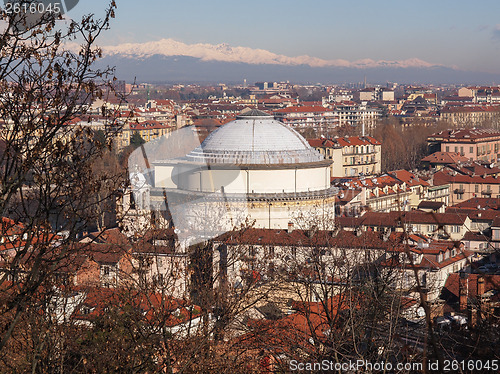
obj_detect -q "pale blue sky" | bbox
[70,0,500,73]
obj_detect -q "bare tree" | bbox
[0,0,120,353]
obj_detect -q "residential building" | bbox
[335,102,383,130]
[421,152,469,170]
[458,86,500,104]
[433,169,500,204]
[120,120,174,149]
[273,105,337,129]
[427,128,500,163]
[334,171,433,213]
[357,211,471,241]
[308,135,382,177]
[356,87,395,102]
[439,106,500,128]
[384,239,473,301]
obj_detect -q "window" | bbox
[248,246,256,258]
[470,146,474,154]
[454,146,458,153]
[460,146,464,155]
[267,246,275,257]
[102,265,110,276]
[446,146,450,152]
[475,185,479,193]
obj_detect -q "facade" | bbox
[356,87,395,102]
[357,211,472,241]
[120,120,174,149]
[458,86,500,104]
[308,136,382,177]
[273,105,338,129]
[334,171,433,213]
[433,170,500,205]
[335,102,383,129]
[428,128,500,163]
[387,240,473,301]
[439,105,500,127]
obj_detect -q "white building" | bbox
[122,110,337,245]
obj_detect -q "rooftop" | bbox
[185,110,324,165]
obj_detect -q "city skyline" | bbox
[71,0,500,77]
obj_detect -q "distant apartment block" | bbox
[273,105,338,128]
[120,120,173,149]
[328,89,354,103]
[439,105,500,127]
[251,81,292,95]
[458,86,500,104]
[427,128,500,163]
[308,136,381,177]
[335,102,383,129]
[356,87,395,102]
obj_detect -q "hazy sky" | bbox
[71,0,500,73]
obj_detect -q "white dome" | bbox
[186,110,323,165]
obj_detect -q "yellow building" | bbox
[120,120,174,149]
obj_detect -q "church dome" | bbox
[185,110,324,165]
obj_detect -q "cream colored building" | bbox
[309,136,382,178]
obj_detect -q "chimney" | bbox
[420,287,428,304]
[287,222,294,234]
[476,275,490,322]
[477,275,485,297]
[459,273,468,312]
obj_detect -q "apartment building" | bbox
[433,170,500,205]
[334,171,434,214]
[458,86,500,104]
[273,105,338,128]
[120,120,174,149]
[356,87,395,102]
[308,136,382,178]
[335,102,383,129]
[427,128,500,163]
[439,105,500,127]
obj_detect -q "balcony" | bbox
[342,150,377,156]
[344,158,377,166]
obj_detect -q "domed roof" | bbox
[186,110,324,165]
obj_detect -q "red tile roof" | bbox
[428,128,500,142]
[442,273,500,302]
[421,152,469,164]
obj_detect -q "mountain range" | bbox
[91,38,500,84]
